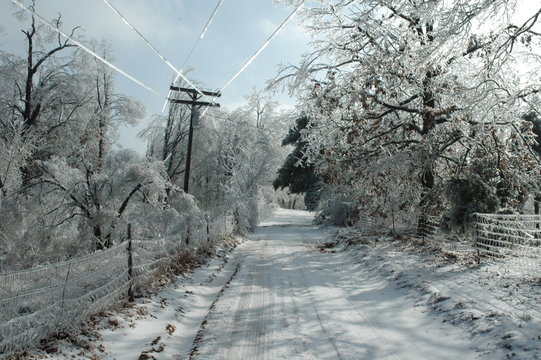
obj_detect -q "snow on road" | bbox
[189,209,477,359]
[48,209,492,359]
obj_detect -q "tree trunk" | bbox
[417,167,435,236]
[416,21,437,235]
[533,194,541,229]
[94,225,104,250]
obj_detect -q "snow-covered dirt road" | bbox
[189,209,477,360]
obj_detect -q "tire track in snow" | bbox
[277,240,312,358]
[282,240,345,360]
[190,209,477,360]
[188,260,242,359]
[299,239,470,360]
[224,240,275,359]
[300,243,404,359]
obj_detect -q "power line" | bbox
[10,0,167,99]
[13,0,302,134]
[102,0,212,103]
[107,0,302,134]
[162,0,226,112]
[180,0,225,72]
[200,0,306,119]
[220,0,306,91]
[104,0,303,124]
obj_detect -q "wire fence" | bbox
[415,214,476,257]
[474,213,541,276]
[0,214,235,357]
[356,217,376,235]
[411,212,541,278]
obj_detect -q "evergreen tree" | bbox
[273,115,322,210]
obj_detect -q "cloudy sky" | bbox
[0,0,311,152]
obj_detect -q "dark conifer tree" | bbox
[273,115,322,210]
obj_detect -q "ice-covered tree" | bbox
[192,108,277,231]
[273,114,323,210]
[32,41,149,250]
[141,85,191,185]
[275,0,541,225]
[0,6,156,266]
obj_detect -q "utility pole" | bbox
[169,86,221,193]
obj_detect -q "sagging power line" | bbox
[13,0,304,132]
[162,0,226,112]
[10,0,168,99]
[220,0,306,91]
[101,0,214,105]
[180,0,226,72]
[199,0,306,120]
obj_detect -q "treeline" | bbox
[0,5,287,271]
[274,0,541,229]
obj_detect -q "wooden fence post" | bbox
[127,223,134,302]
[206,213,210,242]
[186,218,191,245]
[473,214,481,265]
[60,264,72,318]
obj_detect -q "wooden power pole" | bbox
[169,86,221,193]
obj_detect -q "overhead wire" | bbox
[101,0,212,102]
[162,0,226,112]
[104,0,304,123]
[200,0,307,119]
[12,0,304,134]
[9,0,168,99]
[219,0,307,92]
[180,0,225,73]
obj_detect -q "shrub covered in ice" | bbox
[444,174,500,228]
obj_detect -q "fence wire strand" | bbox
[0,214,236,357]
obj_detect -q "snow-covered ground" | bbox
[31,208,540,359]
[190,210,479,360]
[340,234,541,359]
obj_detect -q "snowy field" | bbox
[32,208,540,359]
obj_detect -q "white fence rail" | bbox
[0,241,130,356]
[0,214,236,357]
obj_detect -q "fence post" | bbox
[60,263,72,325]
[206,213,210,242]
[473,214,481,265]
[186,218,191,245]
[127,223,134,302]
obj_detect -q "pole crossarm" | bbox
[169,86,221,98]
[167,85,221,194]
[169,99,221,107]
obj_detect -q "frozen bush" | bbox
[444,174,500,229]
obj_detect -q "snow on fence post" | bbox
[127,223,134,302]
